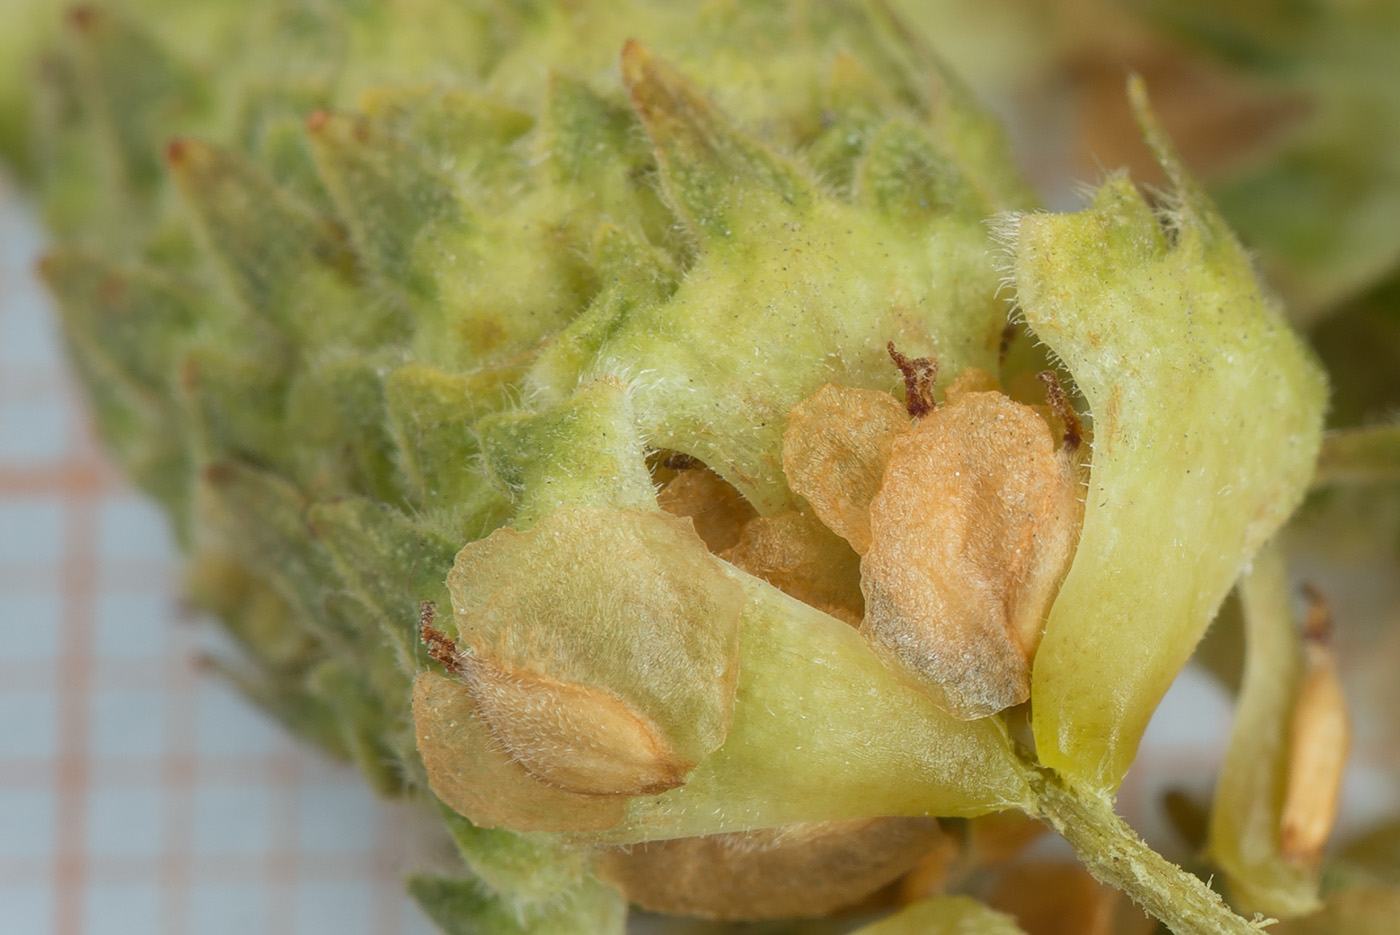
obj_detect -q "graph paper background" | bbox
[3,166,1394,934]
[0,176,448,935]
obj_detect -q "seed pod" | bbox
[444,507,746,796]
[782,383,910,554]
[1280,588,1351,865]
[596,817,946,919]
[861,390,1082,719]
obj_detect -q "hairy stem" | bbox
[1312,424,1400,488]
[1023,761,1271,935]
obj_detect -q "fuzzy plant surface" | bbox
[0,0,1351,933]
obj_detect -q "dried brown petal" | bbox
[448,508,746,796]
[465,658,686,796]
[412,671,626,832]
[946,366,1000,402]
[861,391,1082,719]
[657,466,757,553]
[986,862,1116,935]
[1280,593,1352,865]
[783,384,910,554]
[596,817,945,920]
[720,511,864,625]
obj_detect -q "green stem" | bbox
[1023,761,1271,935]
[1312,424,1400,488]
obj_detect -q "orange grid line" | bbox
[51,469,99,935]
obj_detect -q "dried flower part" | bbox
[782,383,910,554]
[861,390,1082,719]
[946,366,1001,402]
[445,507,745,796]
[719,511,864,625]
[1280,589,1352,865]
[412,671,626,833]
[595,817,945,919]
[461,658,690,796]
[1034,371,1084,454]
[657,466,757,553]
[986,862,1116,935]
[886,342,939,417]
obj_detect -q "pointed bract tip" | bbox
[165,138,221,178]
[621,40,684,131]
[305,110,369,145]
[620,39,650,83]
[1126,73,1193,200]
[203,463,235,485]
[164,138,191,167]
[66,5,100,32]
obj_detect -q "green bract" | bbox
[1007,79,1327,795]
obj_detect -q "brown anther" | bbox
[661,451,698,472]
[306,110,330,133]
[1280,581,1350,866]
[67,5,98,31]
[886,342,938,418]
[164,138,190,166]
[999,322,1017,366]
[1300,584,1333,644]
[202,462,235,485]
[419,601,466,675]
[1037,370,1083,452]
